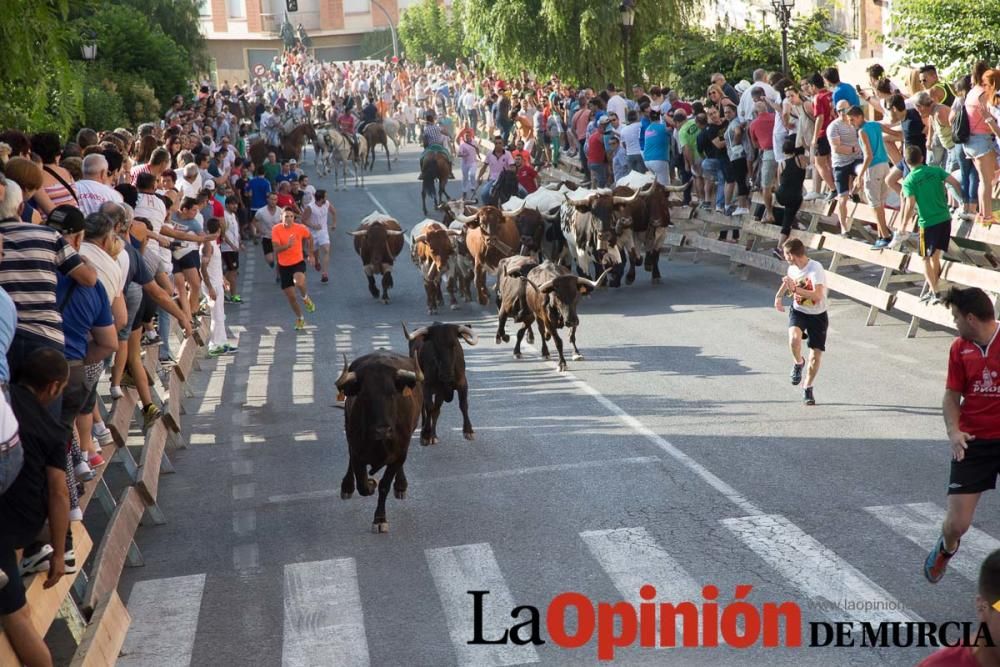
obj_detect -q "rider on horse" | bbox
[357,94,379,136]
[419,110,454,178]
[338,105,360,160]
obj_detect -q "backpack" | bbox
[951,97,971,145]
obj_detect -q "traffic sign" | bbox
[253,64,267,79]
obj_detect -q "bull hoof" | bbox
[651,277,662,285]
[625,274,636,286]
[382,298,390,305]
[368,287,380,298]
[514,352,522,359]
[340,491,353,500]
[557,362,567,372]
[450,304,459,311]
[526,332,535,344]
[394,489,406,499]
[464,431,475,441]
[572,353,584,361]
[365,479,377,494]
[372,521,389,533]
[420,436,432,446]
[501,334,510,343]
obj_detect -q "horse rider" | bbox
[260,105,281,146]
[419,110,454,179]
[338,104,360,160]
[357,94,380,137]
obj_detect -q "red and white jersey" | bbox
[946,324,1000,439]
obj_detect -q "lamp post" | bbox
[619,0,635,92]
[81,29,98,62]
[371,0,400,61]
[771,0,794,76]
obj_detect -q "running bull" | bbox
[411,219,463,314]
[444,201,521,305]
[612,171,691,285]
[337,350,423,533]
[349,212,405,303]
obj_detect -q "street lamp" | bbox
[81,29,98,61]
[771,0,794,75]
[619,0,635,92]
[371,0,400,61]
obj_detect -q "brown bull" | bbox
[336,350,423,533]
[350,213,405,303]
[412,220,462,314]
[524,261,609,372]
[612,181,690,284]
[494,255,539,356]
[445,202,521,305]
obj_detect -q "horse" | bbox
[362,122,392,172]
[314,127,365,190]
[482,169,519,207]
[248,122,317,165]
[382,116,403,160]
[420,152,451,215]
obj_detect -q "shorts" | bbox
[788,308,829,351]
[134,292,156,330]
[222,251,240,272]
[893,159,911,178]
[948,439,1000,494]
[919,221,951,257]
[814,135,831,157]
[261,237,274,256]
[119,283,143,341]
[863,162,890,206]
[278,261,306,289]
[0,530,39,615]
[833,160,861,195]
[172,251,200,274]
[962,134,996,160]
[760,151,777,188]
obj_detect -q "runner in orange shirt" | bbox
[270,208,316,330]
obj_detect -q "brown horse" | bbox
[420,152,451,215]
[362,122,392,172]
[249,123,318,166]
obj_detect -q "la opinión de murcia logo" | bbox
[467,586,994,660]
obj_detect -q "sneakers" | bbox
[209,343,239,357]
[303,296,316,313]
[120,371,136,388]
[824,191,836,202]
[790,361,805,386]
[74,460,95,482]
[64,550,78,574]
[924,535,958,583]
[295,317,306,331]
[140,331,161,346]
[803,387,816,405]
[69,507,83,522]
[230,294,243,303]
[92,422,114,446]
[699,202,712,211]
[871,237,891,249]
[19,543,53,575]
[142,403,162,432]
[803,192,822,201]
[919,291,940,304]
[887,231,910,249]
[88,452,105,467]
[109,385,124,400]
[772,248,785,260]
[715,205,726,214]
[732,207,750,216]
[321,273,329,283]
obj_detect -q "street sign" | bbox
[253,64,267,79]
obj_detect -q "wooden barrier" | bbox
[81,488,146,614]
[69,592,130,667]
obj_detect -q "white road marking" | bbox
[233,543,259,571]
[119,574,206,666]
[231,459,253,475]
[723,514,919,623]
[232,510,256,536]
[266,456,660,505]
[365,190,390,215]
[524,344,763,516]
[581,527,702,644]
[232,482,256,500]
[425,543,539,666]
[293,330,315,405]
[198,355,233,414]
[865,502,1000,582]
[282,558,371,667]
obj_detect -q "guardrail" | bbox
[0,318,211,666]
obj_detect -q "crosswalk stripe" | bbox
[119,574,206,666]
[425,543,540,666]
[581,527,702,645]
[722,514,919,623]
[865,502,1000,582]
[282,558,370,667]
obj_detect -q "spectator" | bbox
[805,73,837,201]
[963,66,1000,225]
[827,99,863,234]
[749,100,778,223]
[948,76,981,222]
[3,158,44,224]
[514,153,540,194]
[30,132,78,216]
[643,110,671,188]
[722,104,750,216]
[619,109,645,174]
[200,217,236,357]
[847,106,893,246]
[75,154,123,215]
[823,66,860,108]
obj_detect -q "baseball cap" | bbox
[46,205,85,234]
[598,116,611,125]
[203,180,216,191]
[289,159,297,165]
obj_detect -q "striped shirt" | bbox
[0,219,84,347]
[130,163,151,185]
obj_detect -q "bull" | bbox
[612,172,691,284]
[411,219,463,314]
[349,212,405,303]
[561,188,634,285]
[494,255,539,356]
[336,350,423,533]
[402,322,477,445]
[527,261,609,371]
[445,201,521,305]
[446,222,475,307]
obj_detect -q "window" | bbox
[229,0,245,18]
[344,0,370,14]
[198,0,211,16]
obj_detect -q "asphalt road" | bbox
[114,142,995,667]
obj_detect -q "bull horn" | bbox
[447,228,463,237]
[412,350,424,383]
[502,202,525,217]
[348,230,368,237]
[396,369,418,384]
[402,322,430,341]
[413,233,427,243]
[452,210,478,224]
[537,278,556,295]
[578,268,613,291]
[335,354,356,389]
[664,181,693,192]
[457,324,479,346]
[386,229,405,236]
[613,189,641,205]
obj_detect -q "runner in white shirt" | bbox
[300,190,337,284]
[253,192,283,268]
[221,196,243,302]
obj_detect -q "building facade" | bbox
[198,0,422,86]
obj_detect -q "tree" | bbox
[398,0,467,64]
[888,0,1000,74]
[0,0,83,135]
[360,29,396,60]
[641,10,846,98]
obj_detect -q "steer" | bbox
[502,190,566,262]
[524,260,609,371]
[402,322,477,445]
[561,188,633,285]
[446,222,475,306]
[613,172,690,284]
[411,219,462,314]
[349,212,405,303]
[445,201,521,305]
[495,255,539,357]
[337,350,423,533]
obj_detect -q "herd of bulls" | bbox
[338,172,689,532]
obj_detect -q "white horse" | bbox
[382,116,403,161]
[314,127,366,190]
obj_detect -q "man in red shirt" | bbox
[807,72,837,200]
[925,287,1000,583]
[586,116,610,187]
[514,154,539,194]
[918,549,1000,665]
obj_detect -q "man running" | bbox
[301,190,336,283]
[924,287,1000,584]
[253,191,282,269]
[270,208,316,331]
[773,238,828,406]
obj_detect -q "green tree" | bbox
[642,10,846,98]
[0,0,83,135]
[399,0,467,64]
[888,0,1000,74]
[360,28,395,60]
